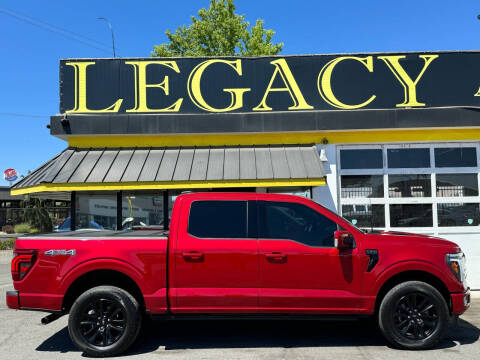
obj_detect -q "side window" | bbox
[188,200,247,238]
[259,201,338,247]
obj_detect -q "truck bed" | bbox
[13,228,170,313]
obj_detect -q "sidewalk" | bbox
[0,250,13,264]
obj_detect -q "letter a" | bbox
[253,59,313,111]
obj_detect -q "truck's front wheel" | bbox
[68,286,142,357]
[378,281,450,350]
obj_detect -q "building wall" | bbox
[313,141,480,289]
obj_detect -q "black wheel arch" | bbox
[375,270,451,315]
[62,269,145,313]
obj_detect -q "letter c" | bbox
[317,56,376,110]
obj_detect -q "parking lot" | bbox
[0,251,479,360]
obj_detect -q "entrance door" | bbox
[173,196,259,313]
[258,199,363,313]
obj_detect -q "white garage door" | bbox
[323,142,480,289]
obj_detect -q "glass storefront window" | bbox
[435,147,477,167]
[390,204,433,227]
[436,174,478,197]
[438,203,480,227]
[339,149,383,169]
[339,144,480,231]
[388,174,431,198]
[341,175,383,198]
[341,204,385,228]
[76,194,117,230]
[387,148,430,168]
[122,194,165,229]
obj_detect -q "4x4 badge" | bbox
[44,249,76,256]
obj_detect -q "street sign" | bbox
[4,168,18,182]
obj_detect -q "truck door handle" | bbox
[182,251,204,261]
[265,252,287,262]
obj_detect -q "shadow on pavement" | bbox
[35,317,479,357]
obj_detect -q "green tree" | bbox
[152,0,283,57]
[22,197,53,233]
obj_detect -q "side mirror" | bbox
[335,230,355,250]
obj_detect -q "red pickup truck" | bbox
[6,192,470,356]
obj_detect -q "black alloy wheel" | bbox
[393,292,439,341]
[79,297,127,347]
[68,286,142,357]
[378,281,450,350]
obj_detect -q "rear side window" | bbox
[259,201,338,247]
[188,200,247,238]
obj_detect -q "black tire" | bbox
[378,281,450,350]
[68,286,142,357]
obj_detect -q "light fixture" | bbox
[319,148,328,162]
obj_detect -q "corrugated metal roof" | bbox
[13,145,325,190]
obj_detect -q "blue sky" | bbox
[1,0,480,185]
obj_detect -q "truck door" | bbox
[172,198,259,313]
[258,200,363,313]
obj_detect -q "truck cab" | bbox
[7,192,470,356]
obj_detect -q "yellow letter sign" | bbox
[378,55,438,107]
[125,61,183,112]
[187,59,251,112]
[253,59,313,111]
[66,62,123,113]
[318,56,376,109]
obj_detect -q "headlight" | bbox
[446,252,467,283]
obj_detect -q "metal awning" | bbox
[11,145,326,195]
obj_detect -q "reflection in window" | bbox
[340,149,383,169]
[436,174,478,197]
[76,194,116,230]
[388,174,431,198]
[122,194,164,229]
[390,204,433,227]
[260,201,337,247]
[342,204,385,228]
[435,148,477,168]
[438,203,480,227]
[387,148,430,168]
[341,175,384,198]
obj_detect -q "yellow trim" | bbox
[11,178,326,196]
[68,128,480,148]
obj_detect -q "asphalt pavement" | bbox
[0,251,479,359]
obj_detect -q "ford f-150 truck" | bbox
[6,192,470,356]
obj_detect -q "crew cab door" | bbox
[172,197,258,313]
[258,199,363,313]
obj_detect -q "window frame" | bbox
[337,142,480,235]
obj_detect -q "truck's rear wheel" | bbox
[378,281,449,350]
[68,286,142,357]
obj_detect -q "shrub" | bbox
[1,225,14,234]
[29,228,39,234]
[0,238,15,250]
[14,223,31,234]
